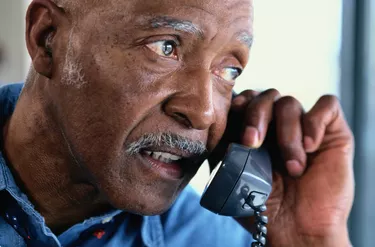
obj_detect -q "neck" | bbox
[2,83,112,234]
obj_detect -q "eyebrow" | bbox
[147,16,204,38]
[236,31,253,48]
[139,16,253,48]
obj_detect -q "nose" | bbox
[163,68,215,130]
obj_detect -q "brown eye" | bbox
[146,40,178,59]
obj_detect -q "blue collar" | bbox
[0,83,24,191]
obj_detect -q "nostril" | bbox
[173,112,192,128]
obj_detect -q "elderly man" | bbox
[0,0,354,246]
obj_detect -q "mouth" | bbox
[138,148,204,180]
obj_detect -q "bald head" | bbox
[50,0,102,18]
[51,0,85,10]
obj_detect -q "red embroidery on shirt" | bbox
[93,230,106,239]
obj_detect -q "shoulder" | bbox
[161,186,253,247]
[0,83,24,102]
[0,83,24,125]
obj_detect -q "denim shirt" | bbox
[0,83,253,247]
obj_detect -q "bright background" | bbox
[2,1,375,247]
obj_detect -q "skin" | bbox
[2,0,354,246]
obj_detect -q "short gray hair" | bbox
[126,132,207,156]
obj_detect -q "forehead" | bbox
[96,0,253,34]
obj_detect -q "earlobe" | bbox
[26,0,65,78]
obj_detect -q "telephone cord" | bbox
[246,197,268,247]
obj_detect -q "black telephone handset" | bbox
[200,143,273,247]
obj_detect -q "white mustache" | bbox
[126,132,207,156]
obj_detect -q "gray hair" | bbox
[126,132,207,156]
[60,27,87,88]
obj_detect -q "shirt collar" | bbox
[0,83,24,192]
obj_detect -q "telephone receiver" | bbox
[200,143,273,218]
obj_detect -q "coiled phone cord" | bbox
[246,197,268,247]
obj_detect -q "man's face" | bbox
[48,0,253,214]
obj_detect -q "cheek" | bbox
[56,45,173,159]
[207,94,232,150]
[74,44,183,132]
[90,44,170,91]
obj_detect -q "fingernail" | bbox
[303,136,314,152]
[243,126,260,148]
[286,160,303,177]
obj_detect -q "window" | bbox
[235,0,342,109]
[190,0,343,193]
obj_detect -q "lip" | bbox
[137,152,184,180]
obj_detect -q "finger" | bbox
[302,95,353,153]
[274,96,306,177]
[231,90,260,111]
[242,89,281,148]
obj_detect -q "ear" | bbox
[26,0,66,78]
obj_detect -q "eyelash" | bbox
[213,67,243,84]
[144,39,243,83]
[145,39,180,60]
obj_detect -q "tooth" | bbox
[160,156,170,163]
[162,153,171,159]
[146,151,182,162]
[159,152,182,161]
[169,154,181,161]
[152,152,161,160]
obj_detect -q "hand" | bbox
[213,89,354,247]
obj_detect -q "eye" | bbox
[146,40,178,59]
[216,67,243,82]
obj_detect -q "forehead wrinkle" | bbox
[139,16,204,38]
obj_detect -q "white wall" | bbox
[234,0,342,110]
[0,0,30,84]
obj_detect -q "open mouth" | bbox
[138,149,204,180]
[143,151,183,164]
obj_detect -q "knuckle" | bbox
[304,115,324,129]
[277,95,299,105]
[319,95,341,109]
[262,88,281,100]
[348,130,355,146]
[278,139,301,153]
[318,95,343,120]
[342,123,355,147]
[239,89,259,99]
[246,100,273,124]
[246,110,264,125]
[275,96,302,113]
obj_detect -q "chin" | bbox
[90,152,194,216]
[109,192,178,216]
[100,179,187,216]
